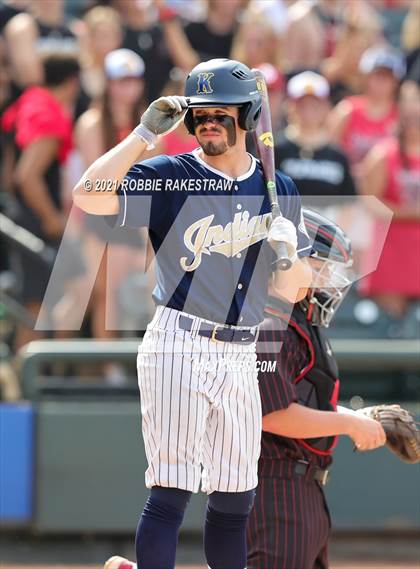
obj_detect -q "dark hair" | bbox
[43,54,80,87]
[100,86,146,151]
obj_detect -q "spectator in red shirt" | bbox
[359,80,420,318]
[329,45,405,185]
[1,54,80,348]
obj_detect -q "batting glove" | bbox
[134,96,189,148]
[268,216,298,263]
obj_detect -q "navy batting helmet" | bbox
[184,58,262,133]
[301,209,353,327]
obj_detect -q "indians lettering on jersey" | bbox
[180,210,271,271]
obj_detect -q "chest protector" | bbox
[265,301,340,456]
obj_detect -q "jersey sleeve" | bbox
[257,318,299,416]
[276,173,312,257]
[115,155,172,230]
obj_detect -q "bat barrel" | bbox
[252,68,292,271]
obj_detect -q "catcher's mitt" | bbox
[358,404,420,464]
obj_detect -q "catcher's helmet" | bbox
[184,58,262,133]
[301,209,353,327]
[304,208,352,265]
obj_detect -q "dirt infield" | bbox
[0,560,420,569]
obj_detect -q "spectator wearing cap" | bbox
[359,79,420,318]
[275,71,355,207]
[1,54,80,348]
[329,45,405,186]
[74,49,149,366]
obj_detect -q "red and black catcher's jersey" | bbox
[257,295,340,469]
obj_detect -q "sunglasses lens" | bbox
[193,114,230,127]
[193,115,210,126]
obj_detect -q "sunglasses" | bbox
[192,114,235,129]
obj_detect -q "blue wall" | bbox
[0,403,34,523]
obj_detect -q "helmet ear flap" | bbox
[184,109,195,134]
[238,101,262,131]
[252,106,262,128]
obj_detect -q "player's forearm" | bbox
[160,18,199,72]
[74,95,188,215]
[272,257,311,303]
[73,133,147,213]
[262,402,354,438]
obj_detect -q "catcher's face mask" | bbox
[303,258,353,327]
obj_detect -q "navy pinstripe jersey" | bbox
[113,148,311,326]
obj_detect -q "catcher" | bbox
[247,209,420,569]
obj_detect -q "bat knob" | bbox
[273,241,293,271]
[275,257,293,271]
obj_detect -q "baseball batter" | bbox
[73,58,312,569]
[247,209,386,569]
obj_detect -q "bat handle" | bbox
[274,241,293,271]
[270,203,293,271]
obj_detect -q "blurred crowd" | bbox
[0,0,419,371]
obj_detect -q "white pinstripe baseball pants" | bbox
[137,306,262,494]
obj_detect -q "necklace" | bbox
[299,146,315,160]
[285,126,322,160]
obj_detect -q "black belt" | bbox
[294,460,330,486]
[178,315,258,344]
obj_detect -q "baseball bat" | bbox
[252,69,292,271]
